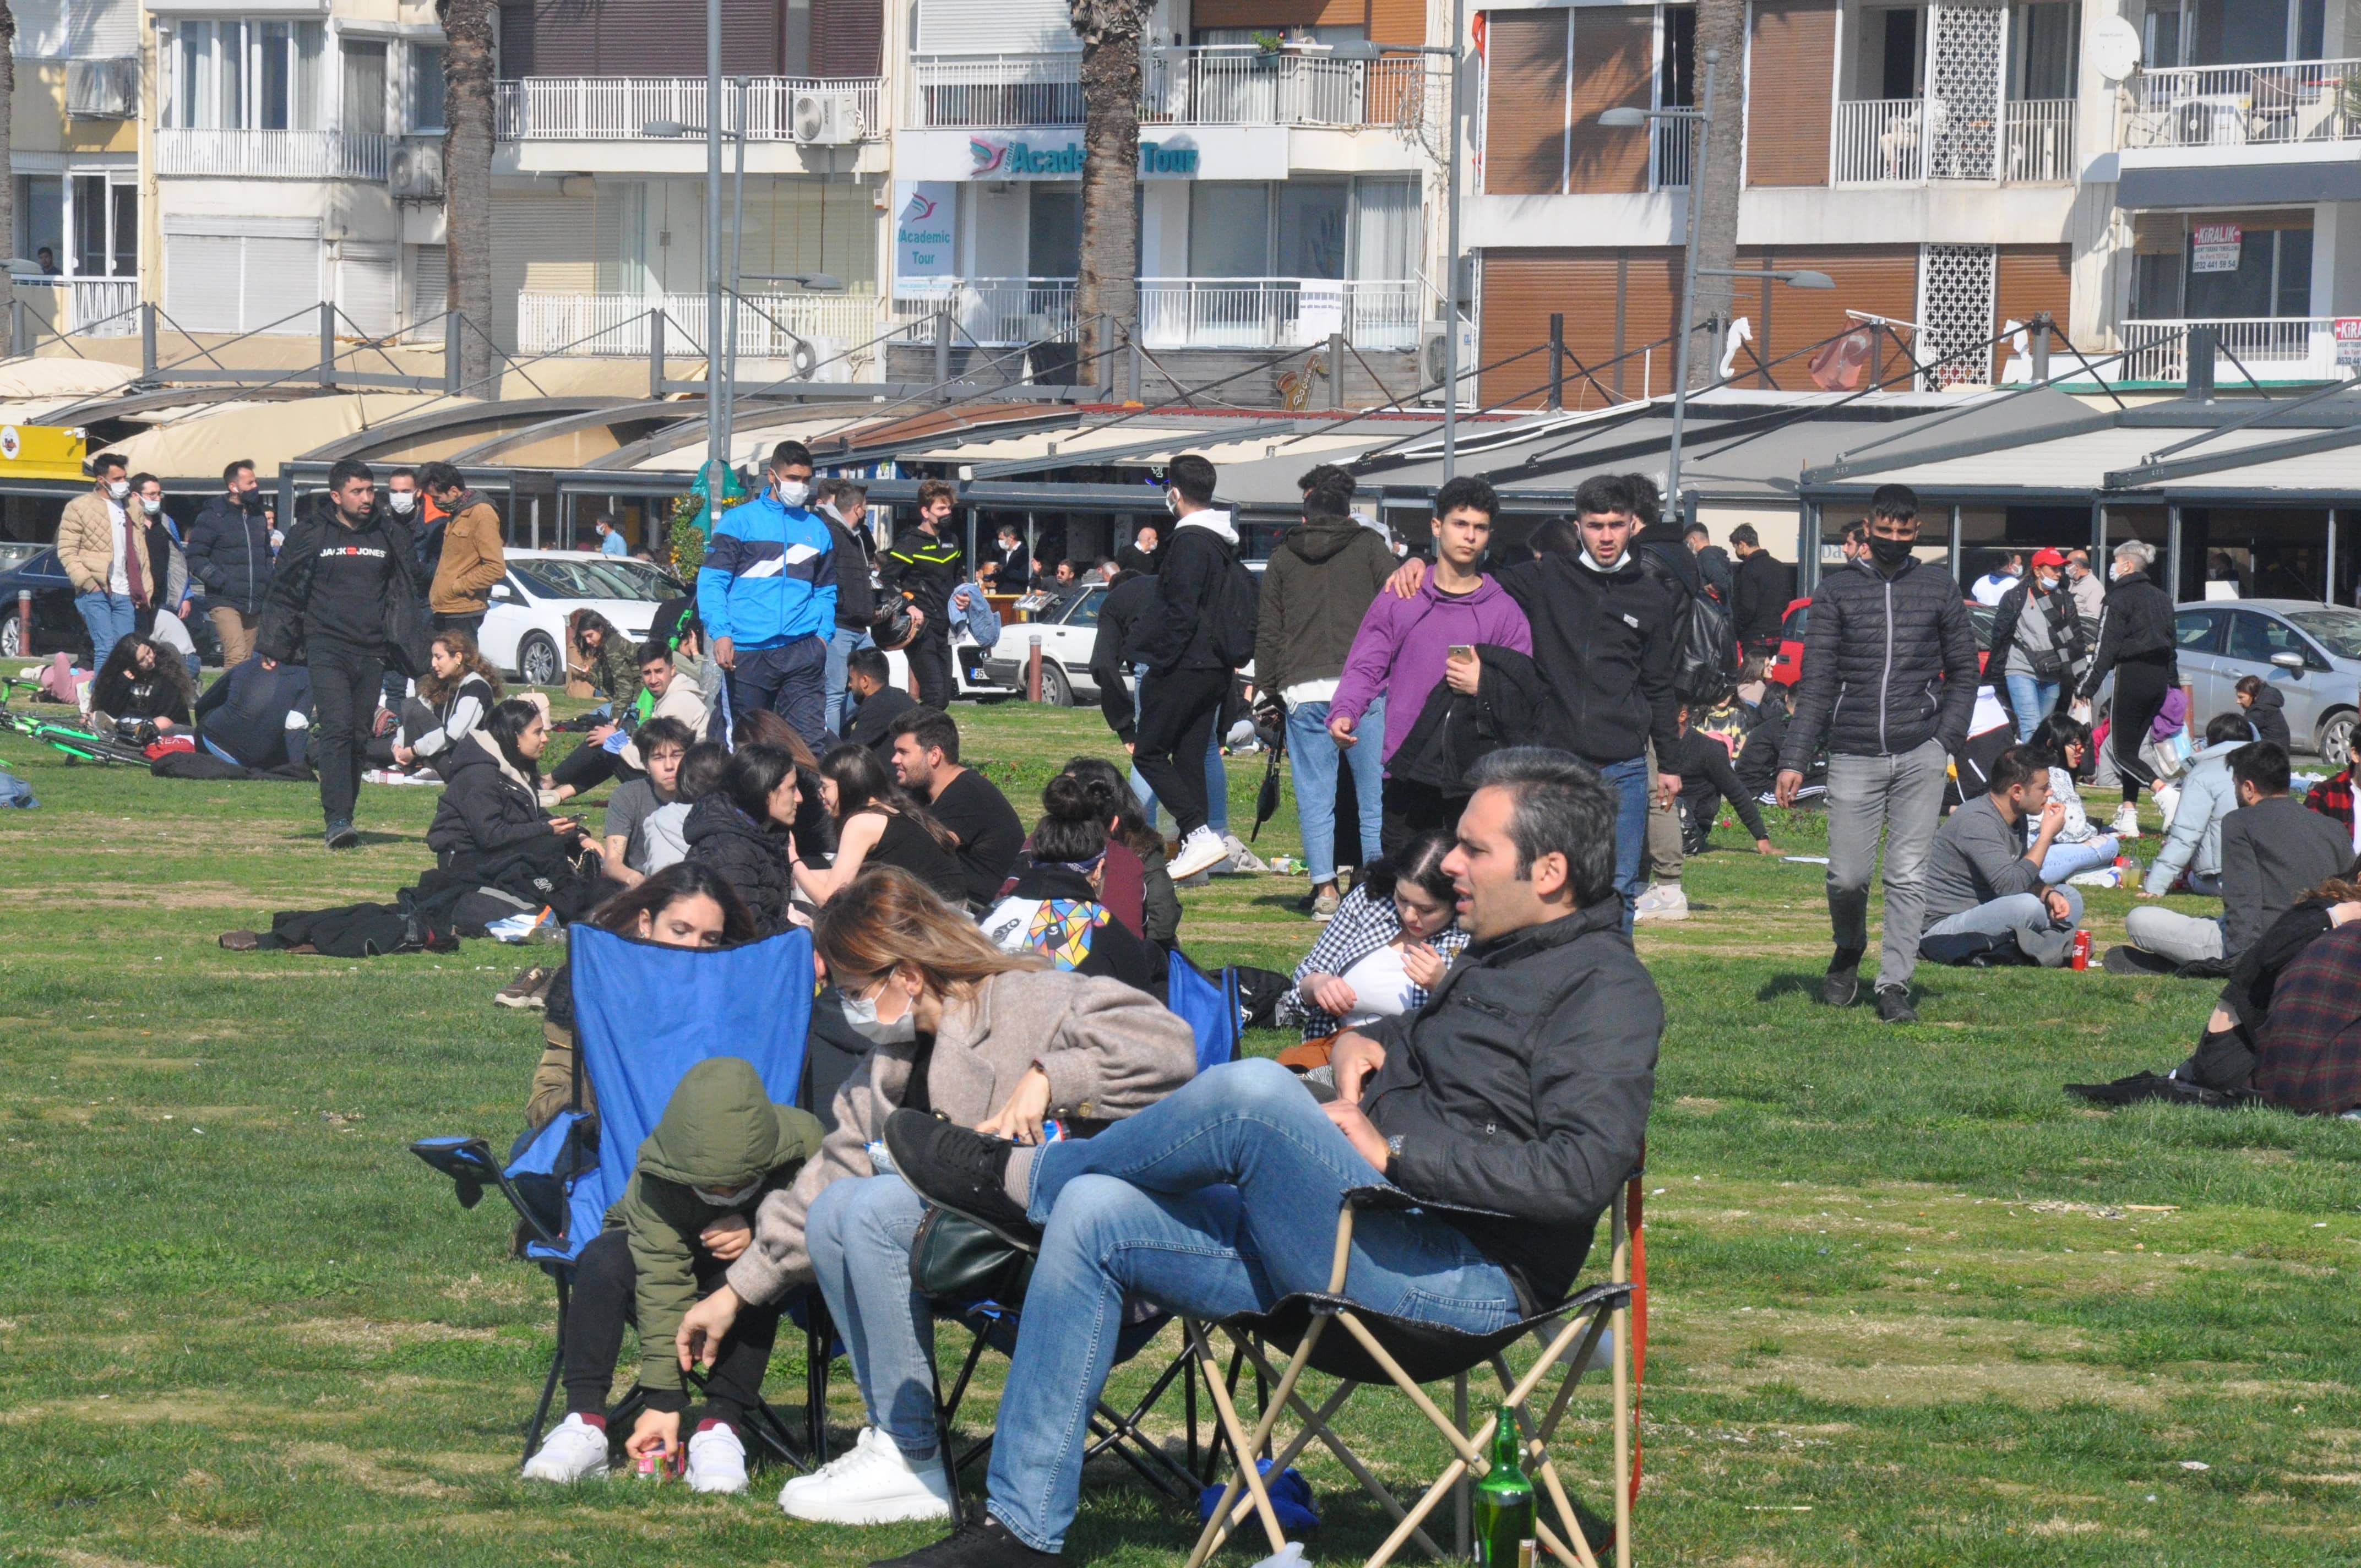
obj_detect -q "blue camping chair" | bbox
[412,924,822,1468]
[924,949,1245,1514]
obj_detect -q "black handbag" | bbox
[909,1206,1035,1303]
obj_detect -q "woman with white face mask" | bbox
[667,865,1198,1525]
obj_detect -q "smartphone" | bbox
[1448,644,1475,660]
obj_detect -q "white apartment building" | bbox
[11,0,143,336]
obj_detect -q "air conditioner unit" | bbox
[389,140,446,201]
[792,91,863,145]
[66,58,137,119]
[1420,319,1477,405]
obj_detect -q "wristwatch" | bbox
[1384,1133,1406,1176]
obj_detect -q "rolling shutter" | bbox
[1732,245,1918,389]
[1482,9,1568,196]
[163,220,322,333]
[812,0,882,75]
[491,194,599,351]
[338,242,399,337]
[1566,7,1653,197]
[917,0,1075,54]
[1993,243,2070,379]
[163,232,242,332]
[1477,247,1684,410]
[244,237,324,331]
[1746,0,1835,187]
[409,242,448,330]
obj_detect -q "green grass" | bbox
[3,698,2359,1566]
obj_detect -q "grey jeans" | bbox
[2125,905,2226,965]
[1825,737,1952,991]
[1922,887,2086,967]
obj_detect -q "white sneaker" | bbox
[686,1423,749,1495]
[521,1413,610,1483]
[1168,825,1231,881]
[779,1426,954,1525]
[2110,802,2143,839]
[1633,883,1689,922]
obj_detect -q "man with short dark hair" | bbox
[187,458,273,668]
[595,513,629,557]
[1970,549,2024,608]
[982,521,1031,593]
[419,460,505,641]
[1684,519,1733,601]
[1776,483,1981,1022]
[861,746,1660,1568]
[1727,523,1795,655]
[1919,744,2085,967]
[56,451,147,671]
[881,478,964,709]
[888,706,1022,904]
[842,646,916,756]
[258,458,427,848]
[699,439,838,749]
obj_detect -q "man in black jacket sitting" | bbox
[869,748,1660,1568]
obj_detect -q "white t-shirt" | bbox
[1970,571,2020,607]
[1286,679,1341,707]
[106,499,130,595]
[1335,942,1413,1030]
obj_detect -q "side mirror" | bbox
[2270,650,2305,671]
[489,581,514,602]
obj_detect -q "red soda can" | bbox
[2070,930,2092,970]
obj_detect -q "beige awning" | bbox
[111,393,454,480]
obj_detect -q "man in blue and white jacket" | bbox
[698,439,838,749]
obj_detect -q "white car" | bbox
[481,550,686,687]
[977,584,1112,706]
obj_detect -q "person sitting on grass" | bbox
[889,706,1024,909]
[566,607,643,720]
[424,698,586,875]
[2021,712,2119,883]
[639,741,728,880]
[1056,756,1180,950]
[522,1055,822,1495]
[850,747,1657,1568]
[193,653,312,770]
[600,717,697,889]
[2115,742,2353,973]
[390,629,501,775]
[794,743,967,906]
[2235,673,2292,752]
[683,743,803,936]
[982,771,1169,998]
[840,645,917,755]
[1283,826,1468,1062]
[550,640,709,803]
[668,865,1198,1527]
[737,707,836,863]
[2304,727,2361,846]
[89,633,193,733]
[1665,703,1776,859]
[2140,711,2253,899]
[1917,744,2085,971]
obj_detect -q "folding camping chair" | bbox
[411,924,823,1470]
[924,950,1243,1515]
[1185,1174,1644,1568]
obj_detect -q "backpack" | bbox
[1642,554,1736,707]
[1206,537,1261,669]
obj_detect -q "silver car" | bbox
[2173,598,2361,760]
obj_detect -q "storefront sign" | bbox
[0,423,86,480]
[2191,222,2243,274]
[964,134,1200,179]
[893,182,958,298]
[2337,317,2361,366]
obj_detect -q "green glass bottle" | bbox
[1471,1404,1535,1568]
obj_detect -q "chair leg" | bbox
[1612,1192,1633,1568]
[1222,1335,1446,1561]
[1454,1371,1470,1561]
[806,1296,834,1466]
[1180,1320,1295,1568]
[521,1275,570,1467]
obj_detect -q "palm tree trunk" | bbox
[1069,0,1149,394]
[438,0,496,391]
[1688,0,1745,388]
[0,4,17,303]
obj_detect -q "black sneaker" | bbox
[1820,949,1864,1008]
[324,819,360,850]
[1874,986,1918,1025]
[869,1513,1060,1568]
[882,1110,1041,1251]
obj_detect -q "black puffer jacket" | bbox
[1729,548,1797,649]
[2078,573,2178,701]
[1359,896,1660,1311]
[1778,556,1980,767]
[185,492,275,616]
[426,733,552,859]
[682,793,796,935]
[1497,551,1682,767]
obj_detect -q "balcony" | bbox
[906,47,1430,132]
[1831,96,2075,184]
[496,77,885,142]
[889,276,1422,351]
[1652,116,1694,189]
[157,127,390,179]
[2122,60,2361,150]
[2115,318,2340,384]
[10,276,138,338]
[516,290,889,375]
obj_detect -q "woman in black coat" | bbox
[426,699,585,867]
[682,743,802,936]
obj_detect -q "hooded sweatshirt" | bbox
[610,1057,823,1401]
[2146,737,2250,894]
[1128,509,1240,676]
[1330,574,1532,767]
[1254,509,1400,700]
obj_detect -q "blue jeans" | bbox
[2039,834,2118,883]
[987,1059,1522,1552]
[805,1174,941,1457]
[1597,755,1651,932]
[2005,673,2060,741]
[75,591,137,671]
[1130,664,1228,835]
[1921,886,2085,967]
[824,623,874,736]
[1287,696,1385,885]
[728,634,829,752]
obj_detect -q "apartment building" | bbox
[1468,0,2361,404]
[12,0,142,337]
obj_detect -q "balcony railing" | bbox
[2117,318,2340,384]
[1833,97,1927,182]
[907,47,1429,131]
[9,276,138,338]
[891,278,1079,349]
[1653,115,1694,189]
[2122,59,2361,150]
[885,276,1424,351]
[496,77,885,141]
[2003,98,2076,181]
[516,291,889,375]
[1832,96,2075,184]
[156,127,390,179]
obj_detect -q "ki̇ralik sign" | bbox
[965,134,1201,179]
[2191,222,2243,275]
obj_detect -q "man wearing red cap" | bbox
[1985,547,2086,742]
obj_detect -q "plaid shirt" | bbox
[2306,767,2354,829]
[2254,921,2361,1114]
[1287,884,1470,1041]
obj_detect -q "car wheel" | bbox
[1036,661,1073,707]
[0,609,19,660]
[2318,707,2357,765]
[518,631,562,687]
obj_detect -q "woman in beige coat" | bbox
[674,865,1196,1525]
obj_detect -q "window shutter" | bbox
[916,0,1076,53]
[164,233,242,331]
[244,236,323,331]
[1567,7,1654,196]
[1482,10,1569,196]
[409,242,448,330]
[66,0,138,58]
[338,242,398,337]
[1746,0,1835,187]
[491,195,599,350]
[1477,248,1684,410]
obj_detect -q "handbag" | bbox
[909,1205,1035,1303]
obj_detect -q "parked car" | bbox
[2172,598,2361,759]
[481,551,687,687]
[977,582,1110,707]
[0,546,223,666]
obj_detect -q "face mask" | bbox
[1164,489,1181,517]
[2037,573,2059,591]
[776,478,811,508]
[695,1178,763,1207]
[141,497,161,516]
[1867,534,1914,569]
[387,491,415,515]
[841,980,918,1046]
[106,480,129,500]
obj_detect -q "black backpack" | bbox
[1641,554,1736,707]
[1206,537,1261,669]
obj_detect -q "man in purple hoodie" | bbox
[1330,476,1532,849]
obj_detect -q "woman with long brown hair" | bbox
[393,628,503,772]
[567,607,643,713]
[667,865,1196,1524]
[793,743,965,905]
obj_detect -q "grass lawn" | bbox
[2,696,2357,1566]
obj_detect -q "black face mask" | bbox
[1867,534,1914,569]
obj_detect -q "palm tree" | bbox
[1069,0,1151,393]
[0,3,15,301]
[437,0,496,392]
[1687,0,1744,388]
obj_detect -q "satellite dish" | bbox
[2091,15,2141,83]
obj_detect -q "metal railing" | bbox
[889,279,1078,347]
[908,55,1085,129]
[1835,95,2080,183]
[2003,97,2076,181]
[2121,58,2361,149]
[1653,114,1695,188]
[495,75,885,141]
[908,47,1429,130]
[2117,317,2339,383]
[516,290,889,374]
[9,276,138,339]
[1832,97,1926,182]
[156,126,391,179]
[1137,277,1422,351]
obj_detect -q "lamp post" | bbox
[1600,64,1832,510]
